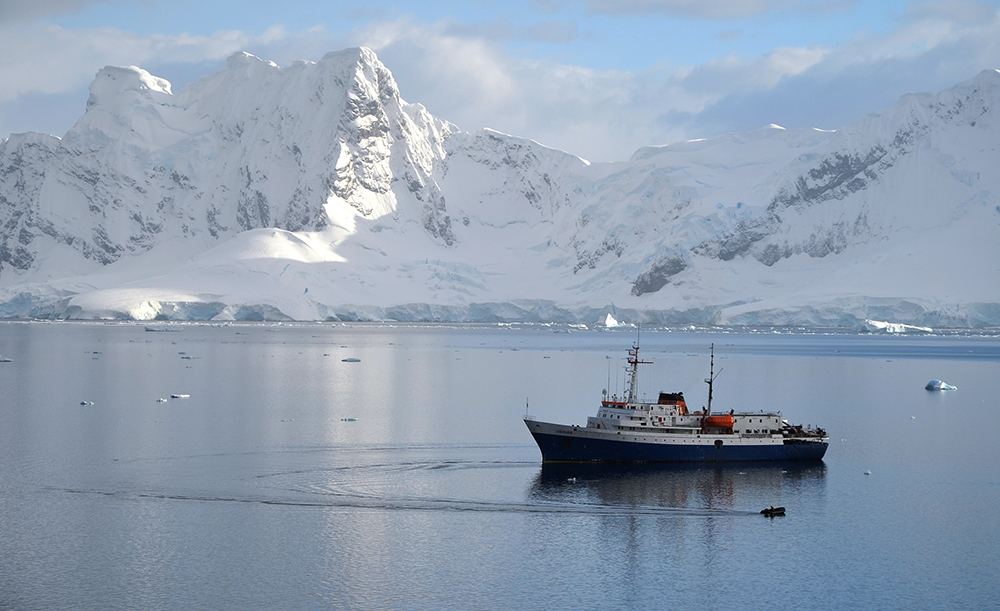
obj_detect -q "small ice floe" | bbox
[80,400,94,406]
[341,357,361,362]
[156,398,168,403]
[0,355,12,362]
[567,477,577,483]
[925,379,957,391]
[341,417,358,422]
[864,471,872,475]
[170,394,190,399]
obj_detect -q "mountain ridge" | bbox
[0,50,997,326]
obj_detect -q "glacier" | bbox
[0,49,998,327]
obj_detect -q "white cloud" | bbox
[0,0,106,22]
[691,4,1000,134]
[579,0,783,18]
[2,4,999,163]
[904,0,997,26]
[546,0,854,19]
[342,18,837,160]
[440,17,579,44]
[0,22,264,104]
[681,46,830,95]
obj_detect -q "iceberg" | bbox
[925,380,957,391]
[861,320,933,334]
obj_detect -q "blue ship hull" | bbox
[529,429,828,463]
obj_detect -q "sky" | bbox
[1,0,999,161]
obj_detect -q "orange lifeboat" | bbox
[704,414,735,428]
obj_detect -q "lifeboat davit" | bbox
[704,414,735,428]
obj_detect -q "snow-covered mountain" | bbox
[0,48,997,326]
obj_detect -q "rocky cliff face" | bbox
[0,51,997,326]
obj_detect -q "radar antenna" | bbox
[624,324,652,404]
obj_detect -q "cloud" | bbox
[0,22,271,104]
[343,17,842,159]
[0,0,106,22]
[580,0,782,18]
[349,7,1000,160]
[344,19,658,159]
[681,46,830,95]
[442,18,579,44]
[903,0,997,26]
[691,3,1000,134]
[2,3,999,164]
[545,0,854,19]
[0,20,316,137]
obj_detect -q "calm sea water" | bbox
[1,322,998,610]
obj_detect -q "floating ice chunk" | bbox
[341,417,358,421]
[603,313,621,327]
[925,379,957,391]
[170,394,190,399]
[156,397,168,402]
[342,357,361,362]
[0,355,12,362]
[860,319,932,334]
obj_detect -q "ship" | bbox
[523,340,828,462]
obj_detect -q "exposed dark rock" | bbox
[631,256,687,296]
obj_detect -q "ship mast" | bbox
[625,326,652,404]
[704,343,722,416]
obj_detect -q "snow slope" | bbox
[0,51,997,326]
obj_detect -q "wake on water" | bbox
[52,444,780,517]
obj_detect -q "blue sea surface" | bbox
[0,322,998,610]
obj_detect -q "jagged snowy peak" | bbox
[0,48,457,278]
[0,52,997,326]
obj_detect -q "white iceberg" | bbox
[925,379,957,391]
[603,313,621,327]
[861,319,933,334]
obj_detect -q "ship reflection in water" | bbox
[529,461,826,514]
